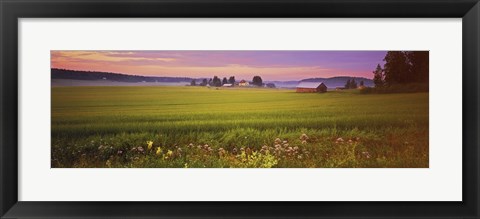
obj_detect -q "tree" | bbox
[252,76,263,87]
[228,76,235,84]
[208,78,213,86]
[190,79,196,86]
[200,79,208,86]
[383,51,409,85]
[405,51,429,84]
[360,80,364,86]
[350,79,357,89]
[345,79,351,89]
[212,76,222,87]
[373,64,384,87]
[222,77,228,85]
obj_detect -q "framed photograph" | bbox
[1,0,479,218]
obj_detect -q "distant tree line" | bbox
[192,75,266,87]
[344,79,365,89]
[373,51,429,87]
[51,68,192,83]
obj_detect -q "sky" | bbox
[51,50,387,81]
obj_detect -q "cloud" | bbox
[51,51,176,63]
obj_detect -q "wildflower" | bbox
[98,145,103,150]
[275,138,282,144]
[336,138,344,143]
[184,163,189,168]
[362,151,371,159]
[218,148,225,157]
[105,160,112,167]
[282,140,288,144]
[300,133,309,141]
[301,140,307,145]
[188,143,194,148]
[232,148,238,154]
[348,139,353,144]
[164,150,174,159]
[156,147,162,155]
[260,145,269,154]
[137,146,144,152]
[117,150,123,155]
[245,147,252,155]
[146,141,153,150]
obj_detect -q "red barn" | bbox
[296,82,327,93]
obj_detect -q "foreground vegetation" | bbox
[51,86,428,168]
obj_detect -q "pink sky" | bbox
[51,50,387,81]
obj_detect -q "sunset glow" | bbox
[51,50,387,81]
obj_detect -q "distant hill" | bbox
[51,68,194,83]
[265,77,374,88]
[301,76,374,88]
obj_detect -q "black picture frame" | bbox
[1,0,479,218]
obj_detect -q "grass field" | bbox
[51,86,429,168]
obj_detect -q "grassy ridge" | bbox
[51,86,428,168]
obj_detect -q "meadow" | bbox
[51,86,429,168]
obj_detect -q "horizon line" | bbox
[51,68,373,82]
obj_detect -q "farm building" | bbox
[296,82,327,93]
[239,80,249,86]
[222,83,233,87]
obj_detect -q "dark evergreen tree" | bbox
[201,79,208,86]
[360,80,364,86]
[222,77,228,85]
[383,51,410,85]
[373,64,384,87]
[190,79,196,86]
[406,51,429,84]
[345,79,351,89]
[351,79,358,89]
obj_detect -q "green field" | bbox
[51,86,429,168]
